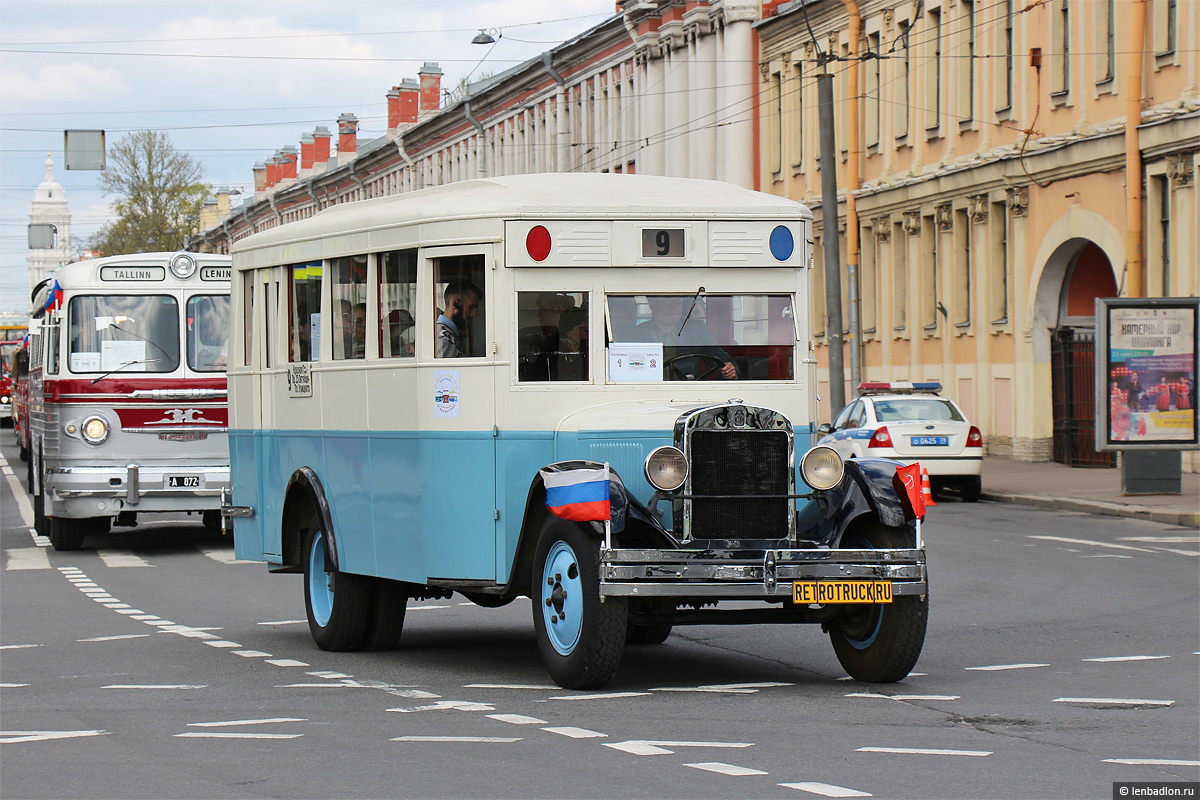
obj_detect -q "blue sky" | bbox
[0,0,616,313]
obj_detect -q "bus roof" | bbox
[232,173,813,260]
[30,251,231,315]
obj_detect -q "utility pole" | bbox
[817,68,845,415]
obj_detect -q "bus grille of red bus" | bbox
[688,429,789,540]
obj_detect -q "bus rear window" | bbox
[606,294,795,382]
[68,295,179,374]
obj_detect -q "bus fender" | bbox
[283,466,339,572]
[796,458,911,546]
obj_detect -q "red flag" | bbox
[893,462,926,521]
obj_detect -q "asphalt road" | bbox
[2,434,1198,800]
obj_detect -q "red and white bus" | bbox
[27,252,232,550]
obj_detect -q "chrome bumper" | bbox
[45,464,230,516]
[600,547,927,598]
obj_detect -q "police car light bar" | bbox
[858,381,943,395]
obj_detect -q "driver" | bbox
[635,296,738,380]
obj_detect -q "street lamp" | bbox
[471,28,500,45]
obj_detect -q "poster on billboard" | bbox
[1095,298,1199,452]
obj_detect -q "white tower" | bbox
[27,153,74,300]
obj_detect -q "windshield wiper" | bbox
[678,286,705,336]
[91,358,162,384]
[108,322,174,363]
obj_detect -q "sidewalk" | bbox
[977,456,1200,528]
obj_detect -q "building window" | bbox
[813,233,827,337]
[865,32,881,148]
[921,214,938,331]
[1149,175,1171,295]
[998,0,1014,113]
[958,0,975,122]
[1050,0,1070,97]
[1154,0,1177,55]
[769,68,783,177]
[861,223,877,334]
[792,61,804,167]
[925,8,942,133]
[1097,0,1115,84]
[896,20,911,140]
[892,221,907,331]
[954,209,970,328]
[989,201,1008,324]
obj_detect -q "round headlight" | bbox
[645,446,688,492]
[81,415,111,444]
[169,252,197,279]
[801,445,844,491]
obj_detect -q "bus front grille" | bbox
[688,429,790,540]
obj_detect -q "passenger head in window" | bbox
[353,303,367,358]
[556,307,588,381]
[387,309,415,357]
[436,280,482,358]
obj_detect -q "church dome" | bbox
[33,153,67,204]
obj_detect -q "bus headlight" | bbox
[801,445,844,490]
[645,446,688,492]
[81,415,111,444]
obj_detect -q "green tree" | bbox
[89,130,209,256]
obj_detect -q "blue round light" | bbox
[769,225,794,261]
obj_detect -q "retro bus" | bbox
[225,174,928,689]
[28,252,232,551]
[0,337,20,427]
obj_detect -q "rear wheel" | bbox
[959,476,982,503]
[49,516,106,551]
[829,522,927,682]
[202,510,223,534]
[302,510,370,651]
[361,578,408,651]
[532,520,627,689]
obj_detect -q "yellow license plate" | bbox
[793,581,893,604]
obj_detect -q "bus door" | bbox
[411,245,497,582]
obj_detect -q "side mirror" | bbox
[817,423,832,435]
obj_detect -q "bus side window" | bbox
[331,255,368,360]
[517,291,588,382]
[289,262,321,362]
[380,249,417,358]
[241,271,254,367]
[433,256,485,359]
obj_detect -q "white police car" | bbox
[818,382,983,501]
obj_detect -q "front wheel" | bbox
[959,476,982,503]
[532,520,627,690]
[302,511,370,651]
[829,522,927,683]
[49,516,104,551]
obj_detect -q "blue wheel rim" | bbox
[308,530,334,627]
[841,534,883,649]
[541,540,584,656]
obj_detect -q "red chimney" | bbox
[399,78,419,124]
[387,87,401,132]
[337,113,358,160]
[312,126,331,171]
[279,146,298,181]
[418,62,442,116]
[300,133,315,171]
[265,153,281,187]
[252,161,267,194]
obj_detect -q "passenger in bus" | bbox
[352,303,367,358]
[556,307,588,381]
[436,280,482,358]
[387,309,415,357]
[637,296,738,380]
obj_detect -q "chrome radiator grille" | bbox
[688,429,790,539]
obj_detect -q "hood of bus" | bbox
[551,399,719,436]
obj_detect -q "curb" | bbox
[981,491,1200,528]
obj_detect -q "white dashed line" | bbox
[114,609,145,615]
[79,634,151,642]
[188,718,306,727]
[845,693,959,701]
[1103,758,1200,767]
[176,732,302,739]
[233,650,272,658]
[465,683,558,690]
[203,640,243,648]
[603,740,755,756]
[1052,697,1174,707]
[857,747,991,757]
[392,736,521,743]
[684,762,767,776]
[487,714,547,725]
[0,644,43,650]
[5,547,51,570]
[96,550,154,568]
[1082,655,1169,662]
[257,619,306,626]
[387,700,495,713]
[407,605,452,611]
[542,726,607,739]
[195,546,257,565]
[780,781,872,797]
[651,686,759,694]
[550,691,650,701]
[1027,535,1154,553]
[265,659,309,667]
[102,684,208,690]
[0,683,31,688]
[306,671,352,679]
[1,730,109,744]
[965,663,1049,671]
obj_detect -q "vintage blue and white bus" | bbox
[226,174,927,689]
[28,252,232,550]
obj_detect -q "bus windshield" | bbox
[68,294,180,374]
[607,293,796,381]
[187,294,230,372]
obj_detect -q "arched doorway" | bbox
[1050,241,1118,466]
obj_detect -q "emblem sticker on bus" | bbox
[288,363,313,397]
[200,266,232,281]
[100,266,166,281]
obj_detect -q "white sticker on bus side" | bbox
[287,364,312,397]
[433,371,459,418]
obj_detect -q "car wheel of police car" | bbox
[302,510,371,651]
[532,518,627,689]
[829,522,927,683]
[960,476,982,503]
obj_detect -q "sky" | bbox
[0,0,618,313]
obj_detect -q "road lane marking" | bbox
[465,683,558,690]
[233,650,272,658]
[651,686,759,694]
[102,684,208,690]
[5,547,51,570]
[487,714,547,725]
[685,762,767,776]
[603,740,755,756]
[195,545,257,565]
[387,700,496,713]
[965,663,1050,671]
[306,671,352,679]
[780,782,872,797]
[96,550,153,568]
[699,682,794,689]
[857,747,991,757]
[1052,697,1174,707]
[1083,655,1169,662]
[2,467,34,525]
[0,683,30,688]
[542,726,607,739]
[257,619,306,626]
[845,693,960,701]
[1,730,108,744]
[79,634,151,642]
[1027,535,1154,553]
[407,605,451,610]
[203,641,243,648]
[114,609,146,615]
[130,615,160,620]
[0,644,43,650]
[176,732,303,739]
[265,659,309,667]
[146,620,177,627]
[550,692,651,701]
[1103,758,1200,767]
[1120,535,1200,543]
[392,736,521,743]
[188,718,306,727]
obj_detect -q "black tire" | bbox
[627,623,673,645]
[202,510,223,534]
[959,476,982,503]
[33,475,48,536]
[361,578,408,651]
[301,509,371,651]
[18,440,29,462]
[532,519,627,690]
[49,517,89,551]
[829,522,927,683]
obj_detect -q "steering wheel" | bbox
[665,352,727,381]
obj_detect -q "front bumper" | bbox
[45,464,230,518]
[600,547,927,599]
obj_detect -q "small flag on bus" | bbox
[540,465,611,522]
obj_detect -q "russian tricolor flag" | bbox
[43,279,63,312]
[540,465,611,522]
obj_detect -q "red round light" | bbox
[526,225,552,262]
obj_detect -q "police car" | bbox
[818,382,983,501]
